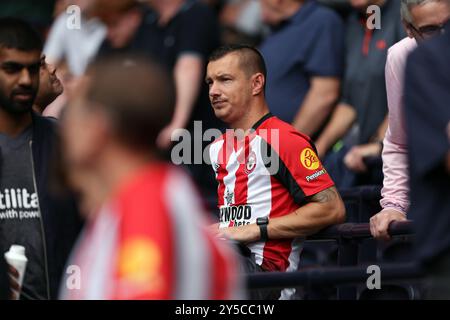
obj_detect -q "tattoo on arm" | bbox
[308,187,339,203]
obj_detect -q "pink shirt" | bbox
[381,37,417,215]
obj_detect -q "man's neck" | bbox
[96,147,155,202]
[0,109,32,138]
[282,0,303,20]
[230,101,271,133]
[156,0,185,26]
[32,104,43,115]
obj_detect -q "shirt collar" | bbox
[270,0,317,32]
[251,113,274,131]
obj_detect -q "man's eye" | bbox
[2,65,21,74]
[420,25,442,35]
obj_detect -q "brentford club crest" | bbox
[225,189,234,205]
[244,151,257,174]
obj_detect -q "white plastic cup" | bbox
[4,245,28,300]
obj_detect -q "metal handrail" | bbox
[246,221,418,292]
[246,262,423,290]
[308,220,414,241]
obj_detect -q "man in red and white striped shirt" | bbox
[206,45,345,299]
[58,55,243,300]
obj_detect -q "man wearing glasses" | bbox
[370,0,450,240]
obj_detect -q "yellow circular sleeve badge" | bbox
[118,237,162,286]
[300,148,320,170]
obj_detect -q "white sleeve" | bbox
[43,14,67,64]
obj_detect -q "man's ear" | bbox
[402,20,414,38]
[87,108,111,155]
[251,73,265,96]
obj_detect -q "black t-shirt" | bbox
[100,1,219,69]
[341,0,405,144]
[98,1,222,130]
[0,126,48,299]
[0,253,9,299]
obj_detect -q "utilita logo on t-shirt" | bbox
[0,188,39,220]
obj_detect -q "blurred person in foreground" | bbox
[370,0,450,240]
[206,45,345,299]
[95,0,222,207]
[95,0,221,149]
[0,17,82,300]
[404,21,450,299]
[58,54,242,300]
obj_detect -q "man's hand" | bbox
[344,142,382,172]
[208,223,220,236]
[156,123,179,150]
[370,209,407,241]
[7,264,20,300]
[216,224,260,244]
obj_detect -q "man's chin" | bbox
[2,101,33,114]
[214,111,235,125]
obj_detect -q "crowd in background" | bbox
[0,0,449,299]
[0,0,404,201]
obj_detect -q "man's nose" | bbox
[48,63,57,75]
[209,82,220,98]
[18,68,32,86]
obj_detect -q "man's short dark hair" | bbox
[85,54,175,151]
[0,17,43,51]
[209,44,267,84]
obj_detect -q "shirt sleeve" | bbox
[380,45,410,214]
[43,14,67,64]
[303,12,345,78]
[177,4,219,60]
[112,187,173,299]
[263,128,335,204]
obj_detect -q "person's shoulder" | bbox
[387,37,417,68]
[50,12,68,29]
[181,0,215,19]
[209,132,226,146]
[258,116,312,147]
[387,0,402,14]
[32,113,57,131]
[312,3,343,26]
[408,35,448,71]
[388,37,417,58]
[115,163,174,207]
[405,32,450,102]
[417,32,450,59]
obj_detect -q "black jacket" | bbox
[0,253,8,299]
[29,113,83,299]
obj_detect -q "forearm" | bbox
[315,103,356,156]
[217,188,345,243]
[171,55,204,128]
[371,115,388,143]
[380,126,410,214]
[267,201,345,239]
[292,78,340,136]
[218,200,345,244]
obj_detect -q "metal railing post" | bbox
[337,237,359,299]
